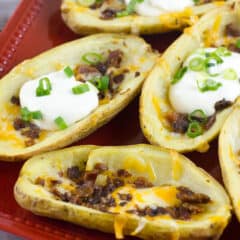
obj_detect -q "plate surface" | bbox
[0,0,239,239]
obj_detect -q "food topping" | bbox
[12,49,126,143]
[168,47,239,137]
[35,163,211,220]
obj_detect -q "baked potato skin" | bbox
[219,100,240,222]
[0,33,157,161]
[61,0,227,35]
[14,144,231,240]
[140,3,237,153]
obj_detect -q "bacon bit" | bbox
[10,96,20,105]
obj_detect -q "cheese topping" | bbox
[169,48,240,116]
[20,69,99,130]
[124,0,194,17]
[110,185,179,213]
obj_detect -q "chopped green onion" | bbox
[197,78,222,92]
[82,52,103,65]
[189,57,205,71]
[97,76,109,91]
[36,77,52,97]
[21,107,43,122]
[31,111,43,120]
[54,116,68,130]
[187,121,203,138]
[236,39,240,49]
[205,52,223,65]
[215,47,231,57]
[188,109,207,123]
[171,66,188,84]
[223,68,238,80]
[117,0,144,17]
[77,0,95,6]
[64,66,74,77]
[72,83,90,94]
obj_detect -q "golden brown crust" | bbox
[14,144,231,239]
[61,0,228,35]
[140,3,239,152]
[0,33,157,161]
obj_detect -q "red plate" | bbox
[0,0,238,239]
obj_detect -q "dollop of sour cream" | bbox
[169,48,240,116]
[124,0,194,17]
[20,70,99,130]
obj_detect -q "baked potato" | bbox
[219,99,240,222]
[61,0,228,35]
[140,2,240,152]
[0,33,157,161]
[14,144,231,239]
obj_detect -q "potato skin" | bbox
[140,3,238,153]
[14,144,231,240]
[0,34,157,161]
[219,99,240,223]
[61,0,228,35]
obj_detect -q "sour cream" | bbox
[169,48,240,116]
[124,0,194,17]
[20,70,99,130]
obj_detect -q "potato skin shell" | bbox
[219,100,240,222]
[140,4,237,153]
[61,0,227,35]
[14,144,231,239]
[0,33,157,161]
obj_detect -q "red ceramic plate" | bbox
[0,0,238,239]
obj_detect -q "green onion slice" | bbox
[117,0,144,17]
[189,57,205,71]
[197,78,222,92]
[21,107,43,122]
[171,66,188,84]
[36,77,52,97]
[236,39,240,49]
[54,116,68,130]
[223,68,238,80]
[215,47,231,57]
[64,66,74,77]
[72,83,90,94]
[97,76,109,91]
[77,0,95,6]
[82,52,103,65]
[188,109,207,123]
[187,121,203,138]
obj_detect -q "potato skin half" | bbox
[14,144,231,240]
[140,3,238,153]
[219,99,240,222]
[61,0,227,35]
[0,33,157,161]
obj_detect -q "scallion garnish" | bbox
[236,39,240,49]
[64,66,74,77]
[117,0,144,17]
[72,83,90,94]
[21,107,43,122]
[82,52,103,65]
[223,68,238,80]
[187,121,203,138]
[97,76,109,91]
[36,77,52,97]
[54,116,68,130]
[215,47,231,57]
[189,57,205,71]
[197,78,222,92]
[188,109,207,123]
[171,66,188,84]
